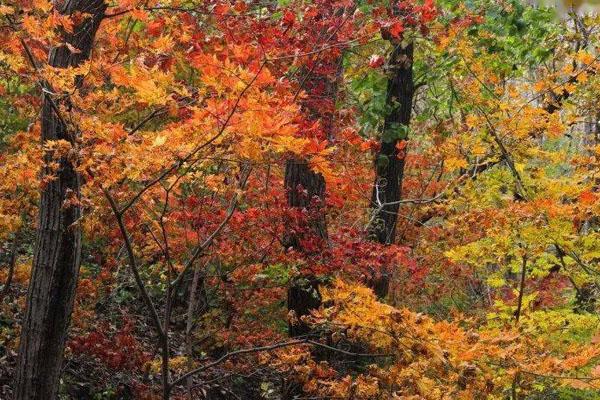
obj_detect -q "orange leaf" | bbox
[579,190,598,205]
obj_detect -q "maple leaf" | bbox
[368,54,384,68]
[234,1,247,13]
[396,140,407,151]
[152,135,167,147]
[147,19,165,37]
[578,190,598,205]
[134,79,168,105]
[388,21,404,39]
[130,8,148,21]
[33,0,53,13]
[282,10,296,27]
[0,5,14,15]
[213,3,229,15]
[304,139,329,155]
[445,156,468,171]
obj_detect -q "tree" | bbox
[283,2,347,337]
[285,156,328,337]
[367,0,435,297]
[14,1,106,398]
[368,41,414,297]
[369,39,414,245]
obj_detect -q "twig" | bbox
[119,62,266,215]
[169,164,252,294]
[168,338,392,391]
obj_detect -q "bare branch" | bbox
[168,338,392,391]
[102,187,166,340]
[119,61,267,215]
[169,164,252,294]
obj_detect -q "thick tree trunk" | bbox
[286,274,323,337]
[368,43,414,298]
[15,2,106,399]
[285,58,341,337]
[284,159,328,246]
[284,159,327,337]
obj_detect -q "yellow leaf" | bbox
[152,135,167,147]
[0,5,15,15]
[134,79,167,105]
[446,157,468,171]
[576,51,595,65]
[487,275,506,288]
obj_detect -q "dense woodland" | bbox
[2,0,600,399]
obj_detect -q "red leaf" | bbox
[369,54,385,68]
[234,1,247,13]
[147,18,164,37]
[282,10,295,27]
[213,3,230,16]
[389,21,404,38]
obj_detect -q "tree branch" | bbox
[102,187,166,340]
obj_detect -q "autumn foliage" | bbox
[1,0,600,399]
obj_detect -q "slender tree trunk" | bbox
[15,2,106,399]
[514,255,527,322]
[185,261,206,398]
[0,234,19,301]
[368,42,414,298]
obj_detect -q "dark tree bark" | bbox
[15,1,106,399]
[0,234,19,301]
[284,159,328,339]
[370,42,414,244]
[284,158,328,247]
[368,42,414,298]
[574,282,598,313]
[285,57,342,337]
[286,273,323,337]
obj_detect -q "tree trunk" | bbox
[284,159,328,247]
[0,233,19,301]
[15,2,106,399]
[368,42,414,298]
[284,159,327,337]
[286,274,323,338]
[285,57,342,337]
